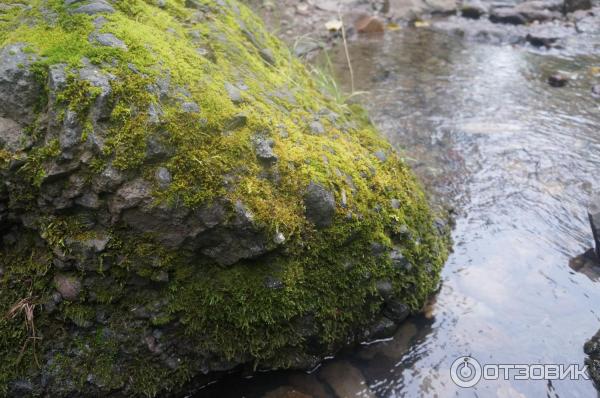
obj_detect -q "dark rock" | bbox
[109,178,152,217]
[78,61,114,121]
[70,0,115,15]
[90,32,127,49]
[391,249,410,270]
[146,133,172,160]
[589,193,600,258]
[59,110,83,156]
[374,149,388,162]
[75,192,101,209]
[526,33,559,47]
[181,101,200,113]
[308,120,325,135]
[54,274,82,301]
[259,48,276,65]
[0,117,29,152]
[93,165,125,193]
[585,328,600,390]
[548,73,568,87]
[376,279,394,300]
[371,242,388,257]
[199,201,274,266]
[383,299,410,322]
[253,136,278,164]
[224,82,243,103]
[563,0,591,13]
[0,44,42,125]
[147,102,163,124]
[155,167,172,189]
[514,1,562,22]
[489,8,528,24]
[304,182,336,228]
[365,316,397,339]
[225,113,248,131]
[461,0,489,19]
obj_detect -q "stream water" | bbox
[198,15,600,398]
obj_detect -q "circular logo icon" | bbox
[450,356,482,388]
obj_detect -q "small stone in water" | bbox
[548,74,568,87]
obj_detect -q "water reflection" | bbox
[197,23,600,398]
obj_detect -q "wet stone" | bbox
[308,120,325,135]
[461,0,489,19]
[374,149,388,162]
[365,316,397,340]
[253,136,278,164]
[181,101,200,113]
[588,192,600,258]
[155,167,172,189]
[70,0,115,15]
[224,82,243,103]
[548,73,568,87]
[564,0,591,13]
[304,181,336,228]
[54,274,82,301]
[383,299,410,322]
[259,48,276,65]
[489,8,528,24]
[225,113,248,131]
[90,33,127,50]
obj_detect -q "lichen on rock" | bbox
[0,0,449,396]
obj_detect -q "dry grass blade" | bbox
[6,296,40,367]
[338,7,355,94]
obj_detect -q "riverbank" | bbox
[248,0,600,59]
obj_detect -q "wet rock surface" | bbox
[303,181,336,228]
[589,193,600,258]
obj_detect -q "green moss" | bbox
[0,0,449,396]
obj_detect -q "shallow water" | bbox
[198,20,600,398]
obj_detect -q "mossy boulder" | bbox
[0,0,449,396]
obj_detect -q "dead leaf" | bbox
[325,19,343,31]
[387,22,401,31]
